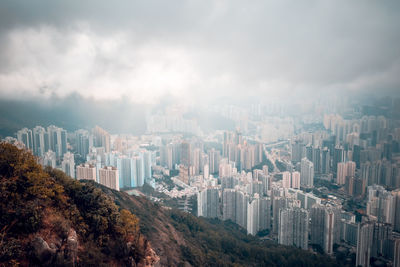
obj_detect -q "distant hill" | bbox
[0,95,147,138]
[0,143,343,266]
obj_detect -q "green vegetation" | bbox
[275,159,287,172]
[165,212,339,267]
[0,143,148,266]
[97,181,342,266]
[251,151,274,172]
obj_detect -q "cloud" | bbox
[0,0,399,104]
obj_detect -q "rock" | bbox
[64,228,78,265]
[31,236,56,263]
[137,240,160,267]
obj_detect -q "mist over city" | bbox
[0,1,400,267]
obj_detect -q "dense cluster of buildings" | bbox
[194,113,400,267]
[4,104,400,267]
[9,125,156,191]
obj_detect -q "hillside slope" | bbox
[98,184,342,267]
[0,143,158,266]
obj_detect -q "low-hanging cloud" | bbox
[0,0,399,104]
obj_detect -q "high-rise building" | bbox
[197,188,219,218]
[43,150,56,168]
[367,185,395,225]
[333,146,345,173]
[219,158,235,178]
[393,190,400,232]
[278,207,309,250]
[394,238,400,267]
[191,148,201,175]
[310,204,336,254]
[98,166,119,191]
[272,196,287,234]
[208,148,221,174]
[291,140,304,163]
[93,126,111,153]
[300,158,314,187]
[32,126,49,157]
[178,165,189,184]
[263,165,269,176]
[47,125,67,158]
[337,161,356,185]
[180,141,191,167]
[75,129,93,159]
[371,223,393,258]
[341,220,358,246]
[61,152,75,179]
[356,222,374,267]
[259,197,271,231]
[16,128,33,151]
[291,171,301,189]
[143,150,153,181]
[235,190,249,229]
[160,143,180,170]
[347,161,356,177]
[133,155,145,187]
[337,162,347,185]
[117,156,133,188]
[222,189,236,221]
[247,196,260,235]
[321,147,330,175]
[76,163,96,181]
[282,171,291,188]
[312,147,321,174]
[272,196,300,234]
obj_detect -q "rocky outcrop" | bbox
[64,229,78,265]
[31,236,56,264]
[30,228,160,267]
[138,240,160,267]
[30,228,79,266]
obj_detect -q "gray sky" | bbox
[0,0,399,105]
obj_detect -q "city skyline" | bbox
[1,1,400,266]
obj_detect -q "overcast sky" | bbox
[0,0,399,105]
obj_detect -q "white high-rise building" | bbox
[117,156,134,189]
[235,190,249,229]
[300,158,314,187]
[47,125,67,158]
[76,163,96,181]
[337,161,356,185]
[291,171,300,189]
[32,126,48,157]
[75,129,93,159]
[203,164,210,179]
[61,152,75,179]
[99,166,119,191]
[337,162,347,185]
[16,128,33,151]
[282,171,291,188]
[43,150,56,168]
[247,195,260,235]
